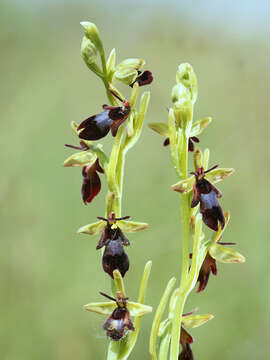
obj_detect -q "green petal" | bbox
[127,302,152,317]
[63,151,96,167]
[190,117,212,137]
[205,168,235,184]
[148,122,169,137]
[209,243,246,263]
[182,314,214,328]
[84,301,116,315]
[171,176,194,193]
[77,220,104,235]
[117,220,149,233]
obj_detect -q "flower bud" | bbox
[80,21,103,52]
[171,83,189,105]
[81,36,98,65]
[176,63,198,104]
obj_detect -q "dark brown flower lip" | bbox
[191,165,225,231]
[196,252,217,293]
[130,70,153,87]
[81,158,104,204]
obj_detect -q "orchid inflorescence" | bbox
[149,63,245,360]
[64,22,245,360]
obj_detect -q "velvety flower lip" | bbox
[191,165,225,231]
[179,327,194,360]
[77,100,130,140]
[96,212,131,278]
[100,291,135,341]
[196,252,217,293]
[81,158,104,204]
[130,70,153,87]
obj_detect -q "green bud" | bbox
[173,100,193,133]
[176,63,198,104]
[80,21,103,52]
[81,36,97,65]
[182,314,214,328]
[63,150,96,167]
[209,243,246,263]
[171,83,190,105]
[193,147,203,170]
[77,220,104,235]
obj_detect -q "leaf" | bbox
[149,277,176,360]
[190,117,212,137]
[84,301,116,315]
[182,314,214,328]
[63,151,96,167]
[205,168,235,184]
[77,220,104,235]
[148,123,169,137]
[127,302,152,317]
[117,220,149,233]
[171,176,195,193]
[209,243,246,263]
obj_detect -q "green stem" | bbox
[170,132,190,360]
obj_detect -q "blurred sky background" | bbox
[1,0,270,359]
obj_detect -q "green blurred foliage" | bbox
[1,0,269,359]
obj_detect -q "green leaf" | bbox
[84,301,116,315]
[148,123,169,137]
[209,243,246,263]
[127,302,152,317]
[149,277,176,360]
[171,176,194,193]
[205,168,235,184]
[190,117,212,137]
[117,220,149,233]
[77,220,104,235]
[63,151,96,167]
[182,314,214,328]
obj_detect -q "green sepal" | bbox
[117,220,148,233]
[84,301,152,317]
[116,58,145,70]
[148,123,168,137]
[127,302,152,317]
[190,117,212,137]
[171,176,195,194]
[209,243,246,263]
[182,314,214,328]
[77,220,104,235]
[106,48,116,74]
[193,147,203,170]
[63,151,96,167]
[114,67,138,86]
[203,148,210,169]
[205,168,234,184]
[84,301,115,315]
[173,100,193,134]
[176,63,198,104]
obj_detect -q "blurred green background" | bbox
[1,0,269,359]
